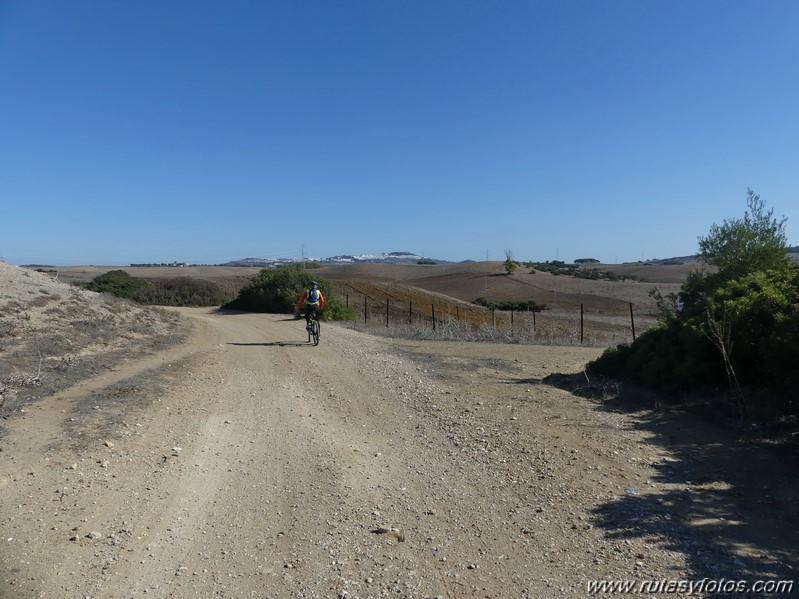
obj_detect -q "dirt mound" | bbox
[0,262,189,424]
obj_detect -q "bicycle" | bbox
[305,312,320,346]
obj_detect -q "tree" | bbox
[684,189,792,317]
[697,188,790,280]
[503,249,518,275]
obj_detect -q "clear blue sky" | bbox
[2,1,797,266]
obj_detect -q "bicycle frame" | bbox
[306,312,320,346]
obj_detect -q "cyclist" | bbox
[296,280,325,333]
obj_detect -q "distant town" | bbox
[129,252,440,268]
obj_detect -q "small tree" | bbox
[697,188,790,280]
[503,250,518,275]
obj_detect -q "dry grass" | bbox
[318,262,678,346]
[0,262,189,418]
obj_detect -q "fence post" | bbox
[511,309,514,334]
[386,298,389,328]
[409,301,412,324]
[492,308,496,328]
[580,303,584,344]
[346,294,349,308]
[456,307,460,321]
[629,302,636,341]
[432,304,436,331]
[364,294,367,323]
[533,309,536,328]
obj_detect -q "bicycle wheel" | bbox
[311,319,320,346]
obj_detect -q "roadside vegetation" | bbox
[133,278,231,306]
[79,270,234,307]
[589,190,799,425]
[223,264,356,321]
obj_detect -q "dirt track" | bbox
[1,308,797,598]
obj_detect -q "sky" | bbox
[1,1,798,266]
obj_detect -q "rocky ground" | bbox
[1,263,796,598]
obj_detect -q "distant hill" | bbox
[640,255,700,265]
[623,246,799,266]
[225,247,799,269]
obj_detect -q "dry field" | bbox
[315,261,685,346]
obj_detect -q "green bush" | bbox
[530,261,577,276]
[474,297,546,311]
[589,190,799,415]
[703,267,799,388]
[320,298,357,321]
[589,320,719,393]
[594,266,799,395]
[82,270,151,299]
[698,188,790,280]
[133,278,230,307]
[528,261,636,281]
[223,265,356,321]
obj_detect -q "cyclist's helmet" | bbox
[311,280,318,287]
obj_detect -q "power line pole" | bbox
[485,249,488,292]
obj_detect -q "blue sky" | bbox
[2,1,797,266]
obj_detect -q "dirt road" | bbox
[1,309,796,598]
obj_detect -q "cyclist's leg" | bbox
[313,306,321,336]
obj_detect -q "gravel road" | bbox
[1,307,796,598]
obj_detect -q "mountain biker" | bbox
[296,280,325,332]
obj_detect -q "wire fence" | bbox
[338,286,658,348]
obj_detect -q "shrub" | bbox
[473,297,545,312]
[321,298,357,321]
[223,265,356,321]
[133,278,230,307]
[703,267,799,389]
[530,261,578,276]
[82,270,151,299]
[589,320,719,393]
[589,190,799,416]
